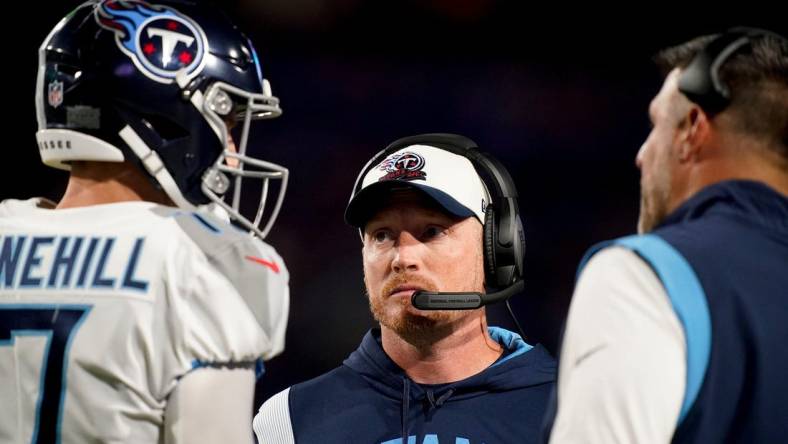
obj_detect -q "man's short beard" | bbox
[368,273,465,348]
[638,189,668,233]
[638,160,673,234]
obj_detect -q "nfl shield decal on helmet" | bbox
[48,80,64,108]
[95,0,208,84]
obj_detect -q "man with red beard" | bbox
[253,134,556,444]
[546,28,788,443]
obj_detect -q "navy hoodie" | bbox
[256,327,556,444]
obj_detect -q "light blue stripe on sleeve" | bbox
[615,234,711,422]
[578,234,712,422]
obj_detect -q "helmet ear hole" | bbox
[139,113,189,143]
[54,63,81,78]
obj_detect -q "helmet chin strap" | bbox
[119,125,197,211]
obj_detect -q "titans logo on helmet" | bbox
[95,0,208,84]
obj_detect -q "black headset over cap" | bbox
[346,133,527,335]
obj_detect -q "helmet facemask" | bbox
[199,79,287,239]
[34,0,289,240]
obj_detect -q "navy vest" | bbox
[579,180,788,442]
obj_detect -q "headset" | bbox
[678,27,786,115]
[347,133,528,337]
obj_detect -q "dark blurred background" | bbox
[4,0,783,410]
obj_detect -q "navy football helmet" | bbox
[36,0,286,238]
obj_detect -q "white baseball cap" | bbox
[345,144,491,227]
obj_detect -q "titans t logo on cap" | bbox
[345,144,491,227]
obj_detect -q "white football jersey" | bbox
[0,198,289,443]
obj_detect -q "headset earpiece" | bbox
[678,27,786,115]
[483,205,497,284]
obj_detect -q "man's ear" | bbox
[678,106,711,162]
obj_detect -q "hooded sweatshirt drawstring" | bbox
[426,388,455,409]
[339,328,554,443]
[401,377,410,444]
[405,382,455,442]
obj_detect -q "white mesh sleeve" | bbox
[253,388,295,444]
